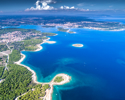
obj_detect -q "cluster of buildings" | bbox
[45,22,81,28]
[45,21,125,31]
[45,21,102,28]
[0,31,39,43]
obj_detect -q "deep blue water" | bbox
[11,22,125,100]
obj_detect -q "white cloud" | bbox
[70,6,75,9]
[25,0,91,11]
[60,6,76,10]
[60,6,64,9]
[25,0,55,11]
[77,3,84,7]
[79,9,90,11]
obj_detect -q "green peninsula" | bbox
[0,28,57,100]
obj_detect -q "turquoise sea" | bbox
[8,22,125,100]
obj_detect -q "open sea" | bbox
[8,19,125,100]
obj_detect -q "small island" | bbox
[57,27,76,34]
[72,44,84,47]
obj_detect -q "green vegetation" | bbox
[23,39,43,46]
[0,67,5,78]
[0,28,56,36]
[9,50,21,64]
[57,27,69,32]
[0,58,2,61]
[25,46,38,51]
[0,28,57,99]
[0,44,8,52]
[42,32,56,36]
[0,56,7,67]
[0,64,32,100]
[54,76,64,82]
[57,27,75,34]
[10,39,43,51]
[42,25,55,28]
[0,28,41,35]
[41,36,48,39]
[19,84,50,100]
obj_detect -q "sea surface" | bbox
[8,19,125,100]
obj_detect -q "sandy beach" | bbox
[14,36,71,100]
[35,38,56,51]
[72,44,84,47]
[44,74,71,100]
[15,55,71,100]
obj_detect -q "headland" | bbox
[14,37,71,100]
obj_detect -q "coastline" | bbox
[15,37,57,84]
[35,35,57,52]
[14,35,71,100]
[83,27,125,31]
[44,74,71,100]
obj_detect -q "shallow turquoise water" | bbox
[8,24,125,100]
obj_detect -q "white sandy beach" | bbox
[72,44,84,47]
[14,36,71,100]
[44,74,71,100]
[35,38,56,51]
[15,55,71,100]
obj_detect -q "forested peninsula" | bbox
[0,28,56,100]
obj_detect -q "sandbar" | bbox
[72,44,84,47]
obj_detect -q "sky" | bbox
[0,0,125,13]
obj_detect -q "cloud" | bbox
[25,0,90,12]
[79,9,90,11]
[60,6,76,10]
[77,3,84,7]
[77,3,95,7]
[25,0,55,11]
[0,11,3,13]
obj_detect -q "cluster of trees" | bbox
[19,84,50,100]
[0,44,9,52]
[0,28,56,36]
[0,28,41,35]
[0,56,7,67]
[57,27,69,32]
[10,38,43,51]
[0,64,32,100]
[9,50,21,64]
[54,76,64,82]
[42,32,56,36]
[23,39,42,46]
[25,46,38,51]
[0,67,5,78]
